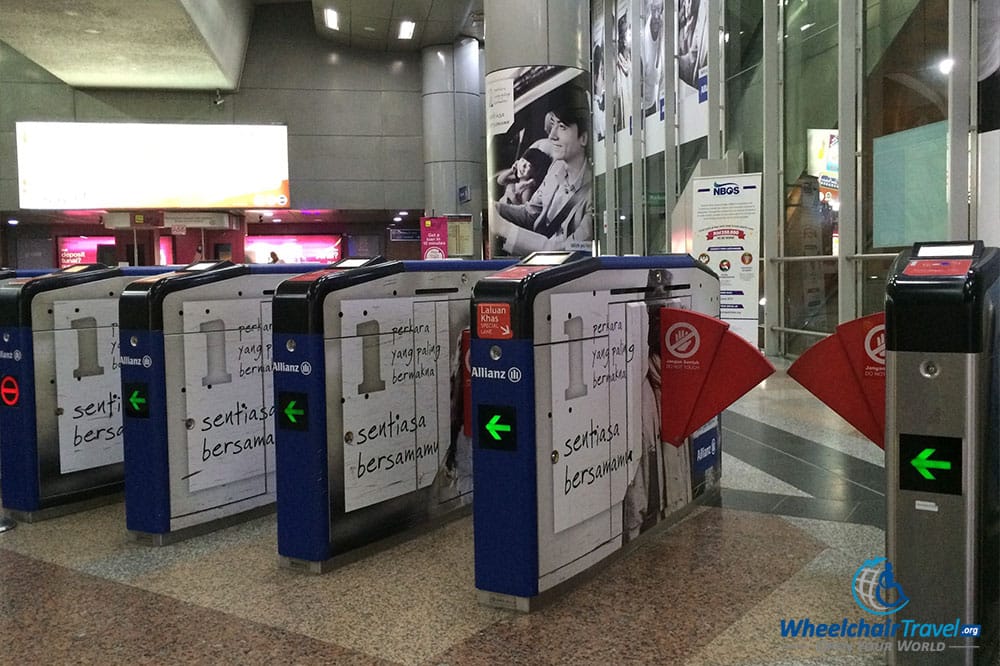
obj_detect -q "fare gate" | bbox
[271,258,513,572]
[0,264,172,518]
[884,241,1000,665]
[471,253,773,610]
[790,241,1000,663]
[119,260,327,543]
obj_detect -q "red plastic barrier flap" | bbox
[659,309,775,446]
[835,312,886,439]
[659,309,728,446]
[786,325,884,448]
[685,328,776,439]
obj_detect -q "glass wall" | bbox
[782,0,840,354]
[861,0,948,315]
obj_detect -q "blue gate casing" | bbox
[471,253,721,608]
[119,261,327,538]
[0,264,171,514]
[272,259,514,569]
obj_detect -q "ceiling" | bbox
[0,0,484,91]
[311,0,483,53]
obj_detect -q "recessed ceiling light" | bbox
[324,9,339,30]
[83,28,101,35]
[6,219,18,226]
[398,211,409,216]
[399,20,415,39]
[272,218,282,223]
[393,216,402,222]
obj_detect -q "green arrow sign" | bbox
[485,413,511,441]
[284,400,305,424]
[129,389,146,412]
[911,448,952,480]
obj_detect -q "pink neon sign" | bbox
[57,236,115,268]
[244,235,342,264]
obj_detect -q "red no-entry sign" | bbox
[0,376,19,406]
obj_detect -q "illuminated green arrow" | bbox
[485,414,511,441]
[128,389,146,412]
[911,448,952,480]
[284,400,305,424]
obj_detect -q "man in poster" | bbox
[640,0,665,116]
[491,86,593,255]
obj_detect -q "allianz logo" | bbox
[470,365,522,383]
[273,360,312,376]
[120,355,153,368]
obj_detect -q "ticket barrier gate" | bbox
[884,241,999,665]
[119,260,330,544]
[471,253,774,610]
[0,264,173,519]
[271,258,514,572]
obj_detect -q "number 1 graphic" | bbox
[356,320,386,394]
[564,316,587,399]
[71,317,105,379]
[200,319,232,386]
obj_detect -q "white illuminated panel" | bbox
[16,122,290,209]
[916,244,975,258]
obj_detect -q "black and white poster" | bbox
[677,0,709,143]
[486,66,594,256]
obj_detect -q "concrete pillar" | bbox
[422,38,483,227]
[483,0,593,257]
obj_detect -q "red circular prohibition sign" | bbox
[0,376,19,406]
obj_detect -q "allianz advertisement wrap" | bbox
[780,556,981,657]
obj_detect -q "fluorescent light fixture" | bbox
[938,58,954,75]
[324,8,339,30]
[398,211,408,216]
[6,219,18,226]
[399,20,415,39]
[393,216,403,222]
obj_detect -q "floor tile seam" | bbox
[724,410,878,459]
[722,426,884,499]
[724,411,884,472]
[722,434,876,503]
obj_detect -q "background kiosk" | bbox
[472,253,732,611]
[885,241,999,664]
[119,260,326,544]
[271,258,513,572]
[0,264,171,519]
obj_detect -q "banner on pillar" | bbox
[592,10,608,176]
[691,173,762,345]
[676,0,709,144]
[486,66,594,258]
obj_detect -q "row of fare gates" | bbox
[0,243,996,663]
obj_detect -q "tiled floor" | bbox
[0,360,900,664]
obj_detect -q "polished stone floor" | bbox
[0,359,895,665]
